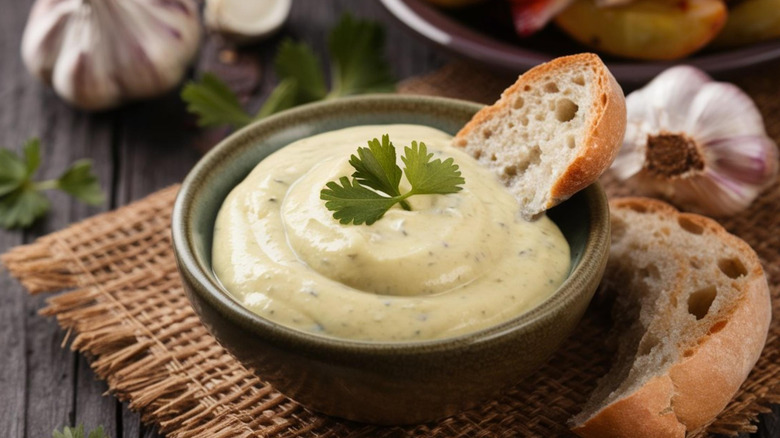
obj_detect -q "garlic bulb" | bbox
[21,0,201,110]
[205,0,291,44]
[611,66,779,216]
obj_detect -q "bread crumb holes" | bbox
[688,286,717,320]
[555,98,578,122]
[708,320,727,334]
[513,96,524,109]
[718,258,747,279]
[625,202,647,213]
[544,82,559,93]
[572,75,585,86]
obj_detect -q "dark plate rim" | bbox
[380,0,780,83]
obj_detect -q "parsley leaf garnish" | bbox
[53,424,109,438]
[0,138,104,229]
[320,135,465,225]
[181,14,395,130]
[180,73,254,128]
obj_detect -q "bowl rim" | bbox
[172,94,610,356]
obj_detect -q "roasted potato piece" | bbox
[555,0,728,60]
[712,0,780,47]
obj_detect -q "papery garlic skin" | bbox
[611,66,779,216]
[21,0,201,110]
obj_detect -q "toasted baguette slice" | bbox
[570,197,771,438]
[453,53,626,218]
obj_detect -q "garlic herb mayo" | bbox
[212,125,570,341]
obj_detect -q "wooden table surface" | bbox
[0,1,777,437]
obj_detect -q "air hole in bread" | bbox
[683,348,695,358]
[535,112,546,122]
[718,258,747,279]
[473,150,482,160]
[523,85,531,91]
[638,263,659,281]
[555,98,578,122]
[513,96,524,109]
[572,75,585,86]
[490,153,497,161]
[601,94,607,105]
[566,135,575,149]
[483,128,492,139]
[520,116,529,126]
[678,217,704,235]
[544,82,559,93]
[504,165,518,177]
[709,320,727,334]
[625,202,647,213]
[687,286,717,320]
[690,257,702,269]
[637,333,659,356]
[660,227,670,236]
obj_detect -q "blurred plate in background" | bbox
[380,0,780,85]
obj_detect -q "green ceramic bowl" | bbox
[172,94,610,425]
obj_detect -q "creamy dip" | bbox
[212,125,570,341]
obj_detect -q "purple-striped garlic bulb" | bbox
[21,0,201,110]
[611,66,778,216]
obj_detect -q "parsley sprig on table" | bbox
[53,424,109,438]
[181,14,395,130]
[0,138,104,229]
[320,135,465,225]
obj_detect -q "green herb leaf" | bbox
[182,14,394,129]
[0,139,105,230]
[23,138,41,174]
[0,139,31,196]
[321,176,399,225]
[256,78,299,119]
[350,135,403,197]
[402,141,465,195]
[0,189,50,229]
[53,424,109,438]
[274,39,328,103]
[87,425,108,438]
[0,147,27,197]
[181,73,253,129]
[320,135,465,225]
[57,159,105,205]
[328,14,395,97]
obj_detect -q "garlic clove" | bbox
[685,82,767,143]
[708,135,780,185]
[610,64,779,216]
[640,66,711,131]
[21,0,200,110]
[205,0,292,44]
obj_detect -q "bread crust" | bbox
[572,197,772,438]
[549,61,625,207]
[454,53,626,213]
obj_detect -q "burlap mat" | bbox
[2,63,779,437]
